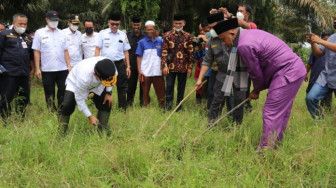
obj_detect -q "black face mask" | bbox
[85,28,93,35]
[333,22,336,29]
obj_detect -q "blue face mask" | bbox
[205,32,211,38]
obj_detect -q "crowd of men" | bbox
[0,3,335,150]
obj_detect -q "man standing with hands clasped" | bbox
[136,21,165,108]
[161,14,193,111]
[95,13,131,111]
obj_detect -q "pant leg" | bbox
[142,76,153,107]
[15,76,30,117]
[165,72,176,110]
[208,80,226,121]
[0,76,19,119]
[59,90,76,116]
[306,83,330,119]
[42,71,57,111]
[139,82,144,106]
[232,89,246,125]
[55,70,68,110]
[176,72,187,110]
[259,77,304,149]
[152,76,166,109]
[245,77,252,110]
[92,91,112,112]
[115,61,128,110]
[320,91,332,111]
[127,69,138,106]
[207,70,217,110]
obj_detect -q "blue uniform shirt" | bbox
[0,29,33,76]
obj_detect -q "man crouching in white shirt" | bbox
[58,56,118,134]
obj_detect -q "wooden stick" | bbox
[193,98,249,143]
[152,80,208,138]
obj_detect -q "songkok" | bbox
[174,14,185,21]
[132,16,141,23]
[109,13,121,21]
[213,18,239,35]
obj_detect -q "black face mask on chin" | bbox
[85,28,93,35]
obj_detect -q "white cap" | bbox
[145,20,155,26]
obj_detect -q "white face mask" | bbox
[210,29,218,38]
[236,12,244,19]
[48,21,59,29]
[174,27,183,32]
[70,24,79,31]
[14,26,26,34]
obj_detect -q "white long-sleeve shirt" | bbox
[65,56,117,117]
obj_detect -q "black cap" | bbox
[69,14,80,24]
[213,18,239,35]
[94,59,116,79]
[207,13,224,24]
[109,13,121,21]
[174,13,185,21]
[131,16,141,23]
[46,10,60,21]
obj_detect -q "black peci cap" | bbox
[174,13,185,21]
[213,18,239,35]
[109,13,121,21]
[131,15,141,23]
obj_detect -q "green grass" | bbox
[0,78,335,187]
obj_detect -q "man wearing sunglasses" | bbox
[58,56,118,134]
[95,13,131,111]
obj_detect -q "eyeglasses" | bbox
[110,23,120,26]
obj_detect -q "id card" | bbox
[22,42,27,48]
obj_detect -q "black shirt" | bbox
[0,29,33,76]
[127,30,145,70]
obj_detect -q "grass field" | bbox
[0,77,335,187]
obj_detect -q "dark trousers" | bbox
[0,75,30,120]
[142,76,165,108]
[307,83,333,111]
[42,70,68,111]
[207,70,217,110]
[209,79,245,124]
[115,60,128,110]
[127,69,143,106]
[165,72,187,110]
[59,90,111,116]
[245,77,252,110]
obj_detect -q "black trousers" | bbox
[59,90,111,116]
[165,72,187,110]
[115,60,128,110]
[42,70,68,111]
[127,68,143,106]
[209,79,245,124]
[0,75,30,119]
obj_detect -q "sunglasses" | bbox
[110,23,120,26]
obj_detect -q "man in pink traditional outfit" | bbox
[212,19,306,149]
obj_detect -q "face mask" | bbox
[14,26,26,34]
[210,29,218,38]
[49,21,59,29]
[85,28,94,35]
[236,12,244,19]
[205,32,211,38]
[174,27,183,32]
[333,22,336,29]
[70,24,79,31]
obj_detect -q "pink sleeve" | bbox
[248,22,258,29]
